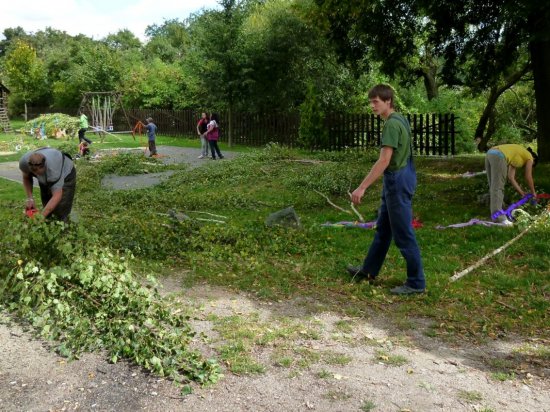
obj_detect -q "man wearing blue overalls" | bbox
[348,84,426,295]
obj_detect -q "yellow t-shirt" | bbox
[496,144,533,168]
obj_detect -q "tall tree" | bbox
[420,0,550,161]
[51,40,124,107]
[239,0,347,112]
[143,19,190,63]
[173,1,252,144]
[104,29,142,51]
[0,27,28,58]
[315,0,442,100]
[4,40,48,119]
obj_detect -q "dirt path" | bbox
[1,280,549,412]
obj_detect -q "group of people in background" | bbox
[17,110,225,223]
[76,111,224,161]
[196,112,224,160]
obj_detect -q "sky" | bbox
[1,0,220,42]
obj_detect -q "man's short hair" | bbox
[368,84,395,108]
[28,153,45,166]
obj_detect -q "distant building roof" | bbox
[0,82,10,93]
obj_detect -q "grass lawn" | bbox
[1,124,549,347]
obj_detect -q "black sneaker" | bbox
[389,285,425,295]
[346,265,375,284]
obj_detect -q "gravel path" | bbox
[1,283,549,412]
[0,145,239,190]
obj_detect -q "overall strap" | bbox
[390,114,414,160]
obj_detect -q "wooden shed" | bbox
[0,82,12,132]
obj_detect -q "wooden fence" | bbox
[324,113,456,156]
[27,107,456,155]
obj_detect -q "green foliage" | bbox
[286,161,359,195]
[402,83,484,152]
[298,83,328,148]
[4,39,49,109]
[492,82,537,144]
[238,0,350,112]
[121,59,187,109]
[360,400,376,412]
[0,218,221,386]
[21,113,80,138]
[143,19,190,63]
[104,29,142,52]
[182,2,250,111]
[50,40,124,108]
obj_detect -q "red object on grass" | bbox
[25,208,39,218]
[412,218,423,228]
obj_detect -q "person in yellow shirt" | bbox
[485,144,537,225]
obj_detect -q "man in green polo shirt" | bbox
[347,84,425,295]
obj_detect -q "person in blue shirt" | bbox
[145,117,158,157]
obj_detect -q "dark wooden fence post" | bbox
[451,114,456,155]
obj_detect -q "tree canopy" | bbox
[0,0,546,159]
[315,0,549,160]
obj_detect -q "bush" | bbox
[298,83,328,149]
[0,218,221,387]
[22,113,80,139]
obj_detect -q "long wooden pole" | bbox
[450,211,547,282]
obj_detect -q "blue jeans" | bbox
[200,134,209,156]
[360,160,425,289]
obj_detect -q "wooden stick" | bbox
[286,159,327,164]
[495,299,516,311]
[350,202,365,222]
[90,125,121,140]
[313,189,352,215]
[449,214,546,282]
[188,211,228,219]
[195,217,226,223]
[347,191,365,222]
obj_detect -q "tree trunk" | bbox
[530,38,550,163]
[24,101,28,122]
[421,66,438,101]
[475,64,530,152]
[475,87,499,152]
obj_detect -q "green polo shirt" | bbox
[381,113,411,171]
[80,114,88,129]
